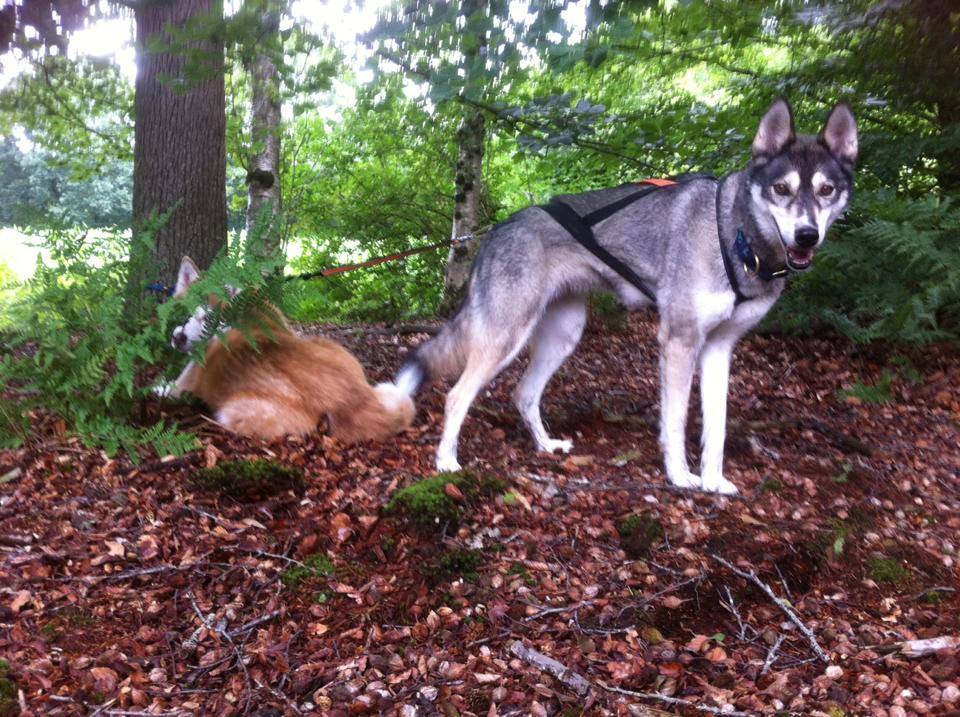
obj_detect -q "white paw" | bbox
[152,381,178,399]
[436,452,462,473]
[538,438,573,454]
[701,473,739,495]
[668,470,703,490]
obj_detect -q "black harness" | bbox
[541,177,789,308]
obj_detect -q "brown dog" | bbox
[169,256,414,443]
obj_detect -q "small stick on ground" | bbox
[507,640,592,696]
[761,634,786,676]
[523,600,593,622]
[600,683,753,716]
[711,553,829,664]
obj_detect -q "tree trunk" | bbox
[441,110,486,314]
[440,0,488,315]
[244,1,282,252]
[132,0,227,290]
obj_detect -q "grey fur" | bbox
[397,99,857,494]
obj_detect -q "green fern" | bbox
[772,191,960,344]
[0,223,196,460]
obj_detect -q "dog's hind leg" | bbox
[658,325,703,490]
[514,295,587,454]
[435,318,538,473]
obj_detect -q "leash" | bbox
[146,235,475,297]
[286,235,473,283]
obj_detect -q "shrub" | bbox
[0,224,196,457]
[771,191,960,344]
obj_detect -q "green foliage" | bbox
[0,139,132,230]
[280,553,335,589]
[0,224,196,458]
[0,658,15,717]
[760,478,784,493]
[436,549,484,582]
[386,471,507,532]
[193,459,304,500]
[283,82,454,322]
[868,556,908,584]
[839,372,895,405]
[774,193,960,343]
[589,292,628,333]
[0,56,133,177]
[163,225,289,361]
[618,512,664,559]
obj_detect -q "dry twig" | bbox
[600,683,754,717]
[711,553,829,663]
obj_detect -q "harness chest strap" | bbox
[540,179,674,305]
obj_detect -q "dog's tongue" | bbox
[787,247,814,270]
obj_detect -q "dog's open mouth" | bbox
[786,247,815,271]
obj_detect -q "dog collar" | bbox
[734,229,790,282]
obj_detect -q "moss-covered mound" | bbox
[192,459,305,500]
[385,471,506,532]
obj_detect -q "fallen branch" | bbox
[711,553,829,664]
[761,634,786,677]
[0,533,32,547]
[507,640,592,696]
[600,683,754,717]
[228,610,282,639]
[877,636,960,657]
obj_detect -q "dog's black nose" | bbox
[172,330,187,349]
[794,227,819,248]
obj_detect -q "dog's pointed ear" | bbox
[173,256,201,299]
[752,97,795,159]
[819,102,858,166]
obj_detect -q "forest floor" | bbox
[1,313,958,717]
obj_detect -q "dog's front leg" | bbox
[169,361,201,398]
[658,330,702,489]
[699,335,739,495]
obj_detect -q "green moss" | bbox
[760,477,784,493]
[618,512,664,559]
[920,589,944,605]
[437,549,484,582]
[386,471,506,531]
[590,292,629,333]
[193,459,304,500]
[869,556,908,584]
[0,658,16,717]
[281,553,335,589]
[508,562,537,587]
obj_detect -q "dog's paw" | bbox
[152,381,179,399]
[668,470,703,490]
[436,453,462,473]
[701,473,739,495]
[538,438,573,454]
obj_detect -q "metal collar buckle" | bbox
[742,251,761,277]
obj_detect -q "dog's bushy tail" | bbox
[394,318,467,397]
[372,383,416,433]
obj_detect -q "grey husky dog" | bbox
[395,98,857,494]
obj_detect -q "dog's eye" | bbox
[818,183,835,197]
[773,183,791,196]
